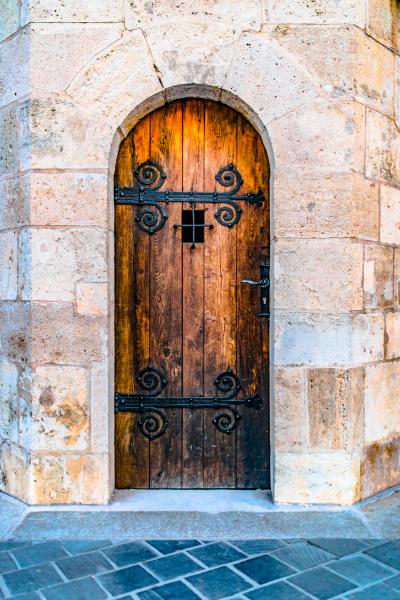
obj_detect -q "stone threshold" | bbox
[0,487,399,541]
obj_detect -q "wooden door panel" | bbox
[115,99,270,489]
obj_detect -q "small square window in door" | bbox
[174,208,213,246]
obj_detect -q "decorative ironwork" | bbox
[115,161,264,235]
[115,366,262,440]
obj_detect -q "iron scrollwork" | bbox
[115,366,262,441]
[115,161,264,235]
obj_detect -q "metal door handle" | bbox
[241,278,270,288]
[241,264,270,318]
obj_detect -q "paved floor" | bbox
[0,538,400,599]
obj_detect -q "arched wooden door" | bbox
[115,99,270,489]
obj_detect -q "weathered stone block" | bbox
[381,185,400,245]
[274,313,384,367]
[395,249,400,308]
[19,228,107,302]
[126,0,261,30]
[268,0,366,26]
[274,451,360,504]
[0,230,18,301]
[366,110,400,186]
[0,29,29,107]
[270,25,395,116]
[21,0,123,23]
[363,244,394,309]
[274,367,307,449]
[396,56,400,129]
[308,368,364,451]
[76,282,108,316]
[361,436,400,499]
[274,174,379,240]
[224,32,318,125]
[364,361,400,443]
[0,0,20,42]
[386,312,400,359]
[274,240,363,311]
[30,23,122,93]
[0,360,19,443]
[31,303,106,366]
[19,96,115,170]
[367,0,397,47]
[0,302,30,364]
[0,102,19,176]
[67,30,162,126]
[0,442,30,502]
[90,361,110,453]
[0,176,29,230]
[270,99,365,174]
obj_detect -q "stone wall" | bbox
[0,0,399,504]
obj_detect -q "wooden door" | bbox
[115,99,270,489]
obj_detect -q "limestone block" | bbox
[274,367,308,449]
[274,174,379,240]
[76,282,108,316]
[361,436,400,499]
[19,96,115,170]
[274,239,363,311]
[366,110,400,186]
[0,0,20,42]
[23,366,89,452]
[0,103,19,176]
[364,361,400,443]
[367,0,397,47]
[224,32,318,125]
[30,23,122,93]
[30,453,110,504]
[67,30,162,126]
[19,228,107,302]
[270,25,395,116]
[268,0,366,25]
[0,230,18,301]
[0,360,19,443]
[270,99,364,174]
[0,302,30,364]
[381,184,400,245]
[396,57,400,129]
[29,172,108,227]
[31,303,106,365]
[125,0,261,30]
[21,0,123,23]
[90,362,111,453]
[0,442,30,502]
[395,249,400,308]
[274,451,360,504]
[307,368,364,451]
[146,21,236,90]
[274,313,384,367]
[386,312,400,359]
[363,245,394,309]
[0,176,29,230]
[0,29,29,107]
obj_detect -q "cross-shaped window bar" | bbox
[174,205,213,248]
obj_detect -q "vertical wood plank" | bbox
[235,114,270,488]
[115,118,151,488]
[182,99,205,488]
[149,102,183,488]
[203,101,237,488]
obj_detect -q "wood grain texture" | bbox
[115,99,270,489]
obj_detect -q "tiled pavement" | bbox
[0,539,399,600]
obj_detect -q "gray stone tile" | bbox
[387,575,400,590]
[229,541,285,555]
[0,551,17,573]
[97,564,158,596]
[8,594,40,600]
[0,543,30,552]
[56,551,113,580]
[61,540,112,554]
[41,577,108,599]
[145,552,203,581]
[309,539,369,557]
[271,542,334,570]
[2,564,62,596]
[345,582,400,599]
[235,554,295,585]
[327,554,395,586]
[289,566,356,599]
[245,580,310,599]
[12,542,68,568]
[103,541,157,567]
[146,541,201,555]
[188,543,246,568]
[365,541,400,569]
[138,581,201,599]
[187,566,250,600]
